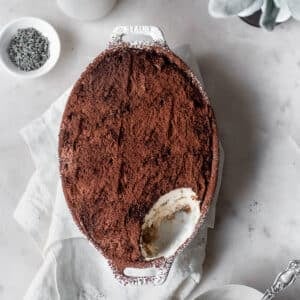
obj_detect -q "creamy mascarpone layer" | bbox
[140,188,201,260]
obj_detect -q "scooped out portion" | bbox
[59,45,218,272]
[141,188,201,260]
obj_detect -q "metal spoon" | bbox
[262,260,300,300]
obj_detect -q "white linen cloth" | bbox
[14,45,223,300]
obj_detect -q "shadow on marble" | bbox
[44,23,77,83]
[195,53,267,285]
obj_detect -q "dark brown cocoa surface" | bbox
[59,46,218,271]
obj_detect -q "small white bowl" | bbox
[0,17,60,78]
[196,285,263,300]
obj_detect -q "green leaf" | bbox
[238,0,263,17]
[274,0,291,23]
[274,0,284,6]
[286,0,300,20]
[260,0,280,31]
[209,0,261,17]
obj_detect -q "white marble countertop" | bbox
[0,0,300,299]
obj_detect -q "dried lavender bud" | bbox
[7,27,49,72]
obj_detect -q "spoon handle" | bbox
[262,260,300,300]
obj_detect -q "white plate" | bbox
[0,17,60,78]
[196,284,263,300]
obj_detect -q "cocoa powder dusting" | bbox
[59,46,217,271]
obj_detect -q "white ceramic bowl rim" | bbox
[196,284,263,300]
[0,17,60,78]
